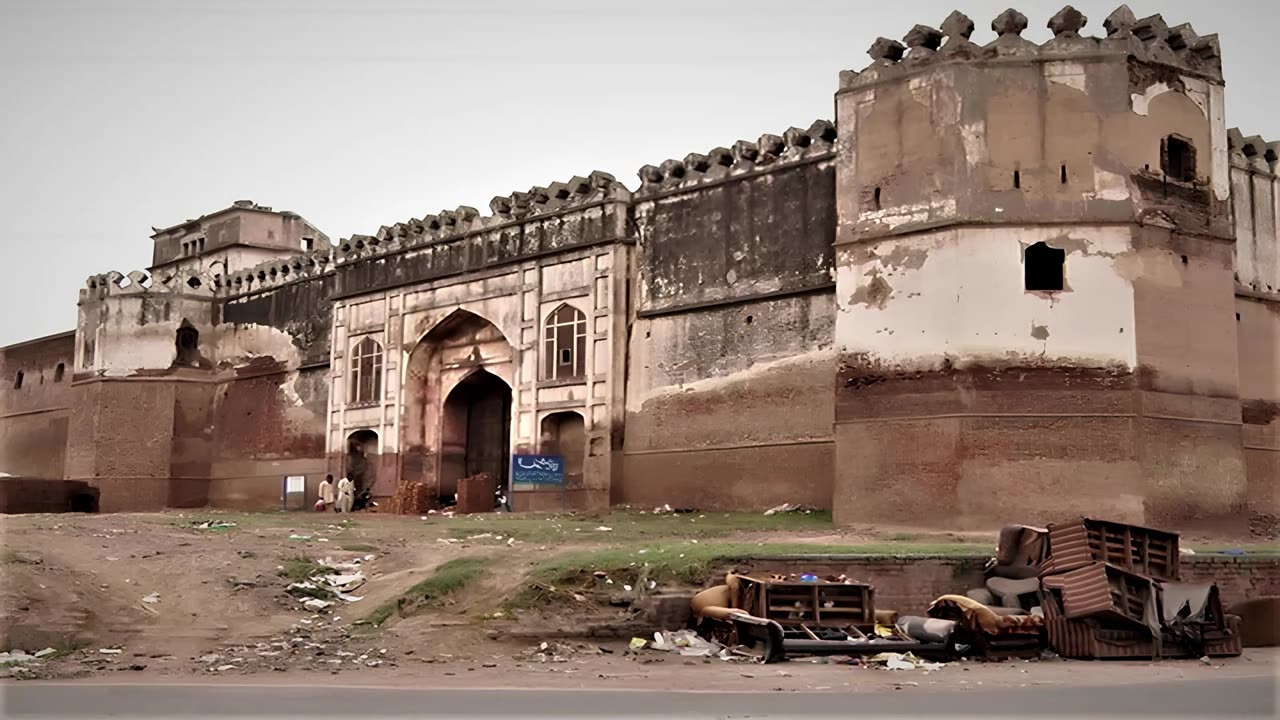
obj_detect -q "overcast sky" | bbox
[2,0,1276,346]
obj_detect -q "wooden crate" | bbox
[734,575,875,629]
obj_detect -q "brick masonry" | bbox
[727,555,1280,616]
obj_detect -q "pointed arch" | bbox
[348,336,383,405]
[542,303,587,381]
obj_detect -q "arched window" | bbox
[543,304,587,381]
[348,337,383,405]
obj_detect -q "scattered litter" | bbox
[98,648,123,655]
[214,664,235,672]
[302,598,333,612]
[623,584,633,592]
[33,648,57,659]
[336,593,364,603]
[507,538,516,546]
[141,593,160,604]
[763,503,800,516]
[192,520,237,531]
[650,630,722,657]
[595,526,613,532]
[287,534,312,541]
[0,651,36,664]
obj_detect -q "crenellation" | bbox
[842,5,1222,93]
[939,10,980,59]
[633,122,834,195]
[985,8,1037,58]
[902,24,944,64]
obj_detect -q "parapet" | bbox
[1228,128,1280,175]
[80,267,217,303]
[219,246,337,298]
[333,170,629,266]
[840,5,1222,91]
[634,119,836,196]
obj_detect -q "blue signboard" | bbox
[511,454,565,486]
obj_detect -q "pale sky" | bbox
[2,0,1276,346]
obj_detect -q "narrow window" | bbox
[303,237,314,251]
[1025,242,1066,292]
[1013,170,1021,189]
[1161,135,1196,182]
[198,238,205,253]
[82,338,95,368]
[54,363,65,382]
[873,187,882,210]
[1060,165,1068,184]
[14,371,23,389]
[542,304,588,381]
[348,337,384,405]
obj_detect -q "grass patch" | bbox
[277,555,328,583]
[446,509,833,544]
[360,556,493,627]
[340,544,378,552]
[506,540,989,610]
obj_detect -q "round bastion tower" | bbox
[832,6,1244,529]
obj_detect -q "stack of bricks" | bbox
[389,481,433,515]
[456,473,495,515]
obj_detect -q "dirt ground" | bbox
[1,509,1275,685]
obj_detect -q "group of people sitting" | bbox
[314,474,371,513]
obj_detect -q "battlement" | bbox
[840,5,1222,92]
[1228,128,1280,175]
[635,119,836,197]
[80,268,216,303]
[333,170,629,267]
[218,246,337,298]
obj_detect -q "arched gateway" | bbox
[400,309,514,504]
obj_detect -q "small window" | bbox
[1060,165,1068,184]
[54,363,65,382]
[1013,170,1021,189]
[543,304,587,381]
[303,237,314,251]
[1025,242,1066,292]
[197,238,205,253]
[13,371,23,389]
[348,337,384,405]
[873,187,882,210]
[1161,135,1196,182]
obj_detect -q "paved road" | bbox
[3,676,1276,718]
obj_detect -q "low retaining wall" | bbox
[727,554,1280,616]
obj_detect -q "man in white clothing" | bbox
[335,476,354,513]
[317,474,336,512]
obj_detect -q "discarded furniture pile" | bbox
[684,517,1247,664]
[1031,518,1242,659]
[690,572,968,664]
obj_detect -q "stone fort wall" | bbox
[1,4,1276,523]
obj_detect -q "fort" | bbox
[1,6,1276,528]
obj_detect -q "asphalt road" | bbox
[3,676,1276,718]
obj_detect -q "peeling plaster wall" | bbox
[624,157,837,510]
[836,226,1138,370]
[833,44,1242,529]
[0,332,75,479]
[210,275,334,507]
[623,293,835,510]
[1237,295,1280,514]
[1230,157,1280,295]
